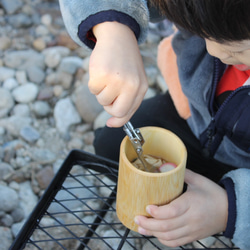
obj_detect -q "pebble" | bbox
[18,181,38,218]
[3,78,19,91]
[1,0,22,14]
[0,67,15,82]
[32,101,51,117]
[0,36,11,50]
[0,227,13,250]
[20,126,40,143]
[0,88,14,118]
[35,166,54,189]
[0,162,14,181]
[58,56,83,74]
[26,65,45,84]
[0,185,19,212]
[12,104,30,117]
[12,83,39,103]
[31,148,56,165]
[74,84,103,123]
[15,70,27,85]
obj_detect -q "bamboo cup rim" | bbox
[120,126,187,177]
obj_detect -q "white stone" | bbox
[54,97,81,134]
[3,78,18,90]
[41,14,52,26]
[44,49,61,68]
[35,24,49,36]
[18,181,38,218]
[0,67,15,82]
[12,83,38,103]
[15,71,27,85]
[58,56,83,74]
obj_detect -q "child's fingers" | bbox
[146,196,189,220]
[135,214,186,233]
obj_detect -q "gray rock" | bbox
[0,226,13,250]
[12,83,38,103]
[11,207,24,223]
[3,50,45,70]
[3,77,18,90]
[37,86,54,100]
[0,0,22,14]
[93,110,111,130]
[6,13,33,28]
[26,65,45,84]
[12,104,30,117]
[0,36,11,50]
[54,97,81,134]
[0,185,19,212]
[20,126,40,143]
[0,87,14,118]
[35,166,54,189]
[45,71,73,89]
[58,56,83,74]
[53,159,64,174]
[35,24,49,37]
[67,137,83,150]
[15,70,27,85]
[0,162,14,181]
[44,49,61,68]
[0,127,5,136]
[31,148,56,165]
[42,46,70,59]
[41,14,52,26]
[0,67,15,82]
[32,101,51,117]
[11,221,24,238]
[15,156,30,168]
[2,140,26,151]
[18,181,38,218]
[0,214,13,227]
[0,116,32,136]
[74,84,103,123]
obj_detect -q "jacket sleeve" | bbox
[58,0,149,49]
[221,168,250,250]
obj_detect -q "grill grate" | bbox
[10,150,239,250]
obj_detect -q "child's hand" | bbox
[88,22,148,127]
[134,169,228,248]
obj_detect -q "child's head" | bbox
[152,0,250,69]
[152,0,250,42]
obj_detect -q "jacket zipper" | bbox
[204,58,250,155]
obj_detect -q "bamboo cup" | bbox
[116,126,187,232]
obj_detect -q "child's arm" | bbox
[88,22,148,127]
[59,0,150,127]
[58,0,149,49]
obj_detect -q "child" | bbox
[59,0,250,248]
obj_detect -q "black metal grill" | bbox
[10,150,239,250]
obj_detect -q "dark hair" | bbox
[151,0,250,42]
